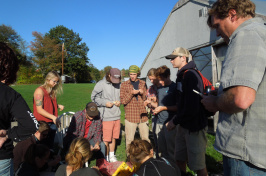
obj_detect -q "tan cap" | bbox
[165,47,191,59]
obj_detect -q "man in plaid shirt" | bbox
[120,65,150,151]
[63,102,105,159]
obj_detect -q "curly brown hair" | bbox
[207,0,255,28]
[155,65,170,79]
[0,42,19,85]
[128,139,153,164]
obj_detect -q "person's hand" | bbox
[139,89,144,95]
[132,89,140,95]
[201,95,219,113]
[0,130,7,149]
[113,101,120,107]
[153,106,165,115]
[150,97,157,102]
[144,99,151,107]
[53,116,61,128]
[58,104,64,111]
[93,143,100,151]
[106,102,114,108]
[91,143,100,151]
[166,119,176,131]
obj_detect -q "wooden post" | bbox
[62,43,64,75]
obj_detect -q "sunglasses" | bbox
[170,56,181,61]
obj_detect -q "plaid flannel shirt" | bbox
[64,110,102,148]
[120,79,148,123]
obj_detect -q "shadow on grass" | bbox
[206,154,223,175]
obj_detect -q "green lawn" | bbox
[12,83,222,175]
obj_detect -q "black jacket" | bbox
[0,82,38,159]
[134,157,180,176]
[173,61,208,132]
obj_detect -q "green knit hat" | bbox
[129,65,140,73]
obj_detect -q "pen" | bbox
[193,89,203,97]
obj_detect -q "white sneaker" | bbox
[109,155,118,162]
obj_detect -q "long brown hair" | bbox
[65,138,92,171]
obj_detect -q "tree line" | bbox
[0,24,129,84]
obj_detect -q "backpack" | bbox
[184,68,215,117]
[184,69,215,95]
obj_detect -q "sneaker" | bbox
[109,155,118,163]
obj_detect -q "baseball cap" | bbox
[129,65,140,73]
[86,102,99,117]
[165,47,191,59]
[110,68,121,84]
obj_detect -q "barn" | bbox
[140,0,266,86]
[140,0,266,131]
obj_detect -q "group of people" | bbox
[0,0,266,176]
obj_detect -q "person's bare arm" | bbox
[34,88,59,126]
[201,86,256,114]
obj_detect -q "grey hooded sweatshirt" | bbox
[91,77,121,121]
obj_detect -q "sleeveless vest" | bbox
[33,86,58,122]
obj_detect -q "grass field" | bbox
[12,83,222,175]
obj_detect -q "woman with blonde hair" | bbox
[128,139,180,176]
[55,138,101,176]
[33,71,64,149]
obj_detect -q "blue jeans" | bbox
[223,155,266,176]
[89,139,105,159]
[0,158,14,176]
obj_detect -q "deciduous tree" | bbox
[46,25,89,82]
[29,31,62,76]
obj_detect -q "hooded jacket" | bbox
[91,77,121,121]
[173,61,207,132]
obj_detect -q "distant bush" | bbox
[17,65,44,84]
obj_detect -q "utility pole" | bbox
[62,43,64,75]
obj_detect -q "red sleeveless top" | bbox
[33,86,58,123]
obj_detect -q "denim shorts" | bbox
[223,155,266,176]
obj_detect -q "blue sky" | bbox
[1,0,265,71]
[0,0,177,70]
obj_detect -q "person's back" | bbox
[128,139,180,176]
[0,42,38,176]
[15,144,50,176]
[56,165,100,176]
[134,157,179,176]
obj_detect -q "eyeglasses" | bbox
[170,56,181,61]
[51,80,59,84]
